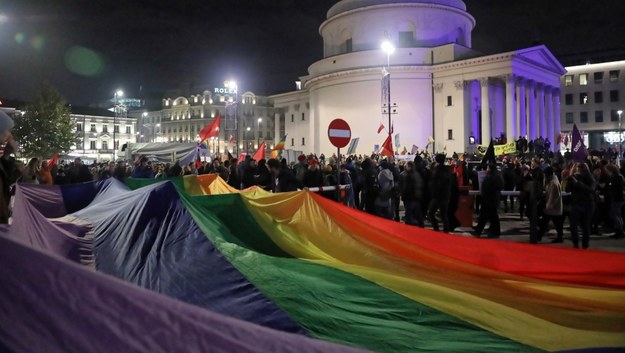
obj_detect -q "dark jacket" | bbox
[566,171,596,206]
[303,168,323,188]
[273,168,299,193]
[399,169,423,201]
[607,173,624,203]
[429,164,452,201]
[481,170,504,206]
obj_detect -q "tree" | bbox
[13,81,80,158]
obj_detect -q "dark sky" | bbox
[1,0,624,106]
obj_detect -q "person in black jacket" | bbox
[566,163,596,248]
[359,158,378,215]
[303,159,323,188]
[399,161,424,227]
[427,154,452,232]
[267,158,299,193]
[605,164,624,239]
[472,163,503,238]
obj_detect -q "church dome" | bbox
[327,0,467,19]
[320,0,474,57]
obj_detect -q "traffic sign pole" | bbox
[328,119,351,203]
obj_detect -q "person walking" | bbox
[566,163,596,248]
[605,164,625,239]
[538,167,564,243]
[427,154,452,232]
[375,159,395,219]
[399,161,424,227]
[472,163,503,238]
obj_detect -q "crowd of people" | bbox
[0,109,623,250]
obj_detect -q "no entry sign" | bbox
[328,119,351,148]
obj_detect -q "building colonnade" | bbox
[466,75,560,149]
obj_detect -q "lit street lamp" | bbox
[381,40,395,151]
[246,127,251,154]
[257,117,262,147]
[113,89,123,161]
[618,109,623,159]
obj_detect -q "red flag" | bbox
[199,115,221,141]
[48,152,58,168]
[377,123,384,134]
[252,142,266,161]
[380,135,394,157]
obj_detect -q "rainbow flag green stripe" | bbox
[181,192,543,353]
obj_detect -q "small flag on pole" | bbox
[347,137,359,155]
[377,123,385,134]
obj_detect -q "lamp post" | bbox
[381,40,395,152]
[246,127,251,154]
[156,123,160,142]
[142,112,148,142]
[257,117,262,147]
[618,109,623,159]
[225,80,238,155]
[113,89,123,161]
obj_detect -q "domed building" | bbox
[271,0,566,155]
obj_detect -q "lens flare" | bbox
[64,46,105,76]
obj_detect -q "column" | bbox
[536,83,545,139]
[505,74,517,142]
[553,89,561,151]
[545,87,553,147]
[527,80,537,140]
[518,78,527,138]
[480,77,491,144]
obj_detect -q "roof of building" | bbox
[70,106,115,117]
[327,0,466,18]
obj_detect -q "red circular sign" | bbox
[328,119,351,148]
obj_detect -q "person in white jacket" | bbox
[538,166,564,243]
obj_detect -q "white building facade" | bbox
[272,0,566,155]
[138,85,276,156]
[560,61,625,150]
[71,111,137,161]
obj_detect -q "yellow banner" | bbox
[477,141,516,155]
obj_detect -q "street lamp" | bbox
[618,109,623,158]
[246,127,251,154]
[381,40,395,151]
[257,118,262,147]
[113,89,123,161]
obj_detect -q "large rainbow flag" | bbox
[1,176,624,353]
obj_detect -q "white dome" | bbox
[327,0,467,19]
[320,0,475,58]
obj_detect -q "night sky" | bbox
[1,0,624,106]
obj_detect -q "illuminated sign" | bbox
[214,87,237,94]
[604,131,625,143]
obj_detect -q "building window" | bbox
[565,112,574,124]
[594,72,603,83]
[610,70,620,82]
[301,113,305,121]
[579,73,588,86]
[610,90,619,102]
[114,125,119,133]
[302,137,305,146]
[126,126,131,134]
[447,129,453,140]
[579,93,588,104]
[398,31,414,47]
[102,141,108,150]
[611,110,620,122]
[595,111,603,123]
[102,125,108,133]
[291,138,294,147]
[76,123,83,131]
[565,94,573,105]
[291,114,294,123]
[595,91,603,103]
[446,96,452,106]
[564,75,574,86]
[90,124,96,132]
[90,141,96,150]
[580,111,588,123]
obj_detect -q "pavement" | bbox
[447,209,625,253]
